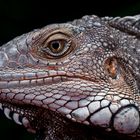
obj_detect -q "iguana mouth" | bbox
[0,78,139,137]
[0,102,38,133]
[0,69,100,89]
[0,101,70,134]
[0,101,138,140]
[0,101,104,139]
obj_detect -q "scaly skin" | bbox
[0,15,140,140]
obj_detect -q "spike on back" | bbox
[102,15,140,37]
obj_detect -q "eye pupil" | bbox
[51,41,60,50]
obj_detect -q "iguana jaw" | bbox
[0,101,139,140]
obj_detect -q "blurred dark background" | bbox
[0,0,140,139]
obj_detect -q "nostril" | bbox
[113,106,139,134]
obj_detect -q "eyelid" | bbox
[45,33,70,45]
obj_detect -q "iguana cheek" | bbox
[90,107,112,127]
[89,104,139,134]
[113,106,139,134]
[71,107,90,123]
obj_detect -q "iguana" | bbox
[0,15,140,140]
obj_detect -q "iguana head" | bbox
[0,15,140,139]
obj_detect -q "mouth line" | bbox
[0,73,101,89]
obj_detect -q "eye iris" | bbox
[50,40,63,53]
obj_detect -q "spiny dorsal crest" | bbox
[102,15,140,37]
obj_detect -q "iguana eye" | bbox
[41,33,73,59]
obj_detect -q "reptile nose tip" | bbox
[113,106,139,134]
